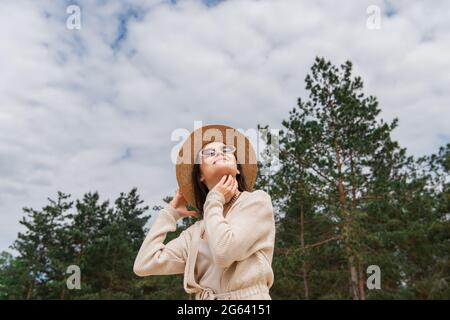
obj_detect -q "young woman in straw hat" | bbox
[133,124,275,300]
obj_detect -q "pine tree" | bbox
[100,188,149,299]
[257,57,450,299]
[11,192,73,299]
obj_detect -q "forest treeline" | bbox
[1,57,448,299]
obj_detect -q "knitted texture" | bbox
[133,189,275,299]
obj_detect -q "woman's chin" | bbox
[213,165,237,177]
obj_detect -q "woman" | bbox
[133,124,275,300]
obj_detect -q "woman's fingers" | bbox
[233,178,238,192]
[185,210,199,217]
[220,175,229,187]
[226,175,236,191]
[179,190,187,200]
[212,175,238,203]
[213,175,227,191]
[225,176,237,201]
[220,175,227,184]
[224,174,233,187]
[214,175,227,190]
[230,179,237,195]
[171,187,190,210]
[178,209,199,217]
[229,176,235,190]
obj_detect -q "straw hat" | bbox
[175,124,258,211]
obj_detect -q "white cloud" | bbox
[1,0,449,252]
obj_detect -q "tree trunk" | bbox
[108,249,117,299]
[26,281,34,300]
[358,261,366,300]
[60,286,66,300]
[299,202,310,300]
[334,131,359,299]
[346,244,360,300]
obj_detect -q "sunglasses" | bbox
[199,144,236,158]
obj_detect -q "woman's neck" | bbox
[223,190,241,215]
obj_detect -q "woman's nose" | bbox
[213,150,226,162]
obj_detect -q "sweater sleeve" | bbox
[133,204,191,277]
[203,190,275,268]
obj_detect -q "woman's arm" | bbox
[133,205,191,276]
[203,190,275,268]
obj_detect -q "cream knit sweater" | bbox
[133,189,275,299]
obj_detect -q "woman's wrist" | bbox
[206,189,226,205]
[164,204,182,221]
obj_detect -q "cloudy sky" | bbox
[1,0,449,253]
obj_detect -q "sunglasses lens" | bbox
[201,149,215,157]
[223,145,235,153]
[200,145,236,157]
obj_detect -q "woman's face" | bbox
[199,142,240,187]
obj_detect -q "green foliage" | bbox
[256,57,449,300]
[0,187,200,300]
[1,57,448,300]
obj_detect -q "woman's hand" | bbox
[211,174,238,203]
[170,188,198,218]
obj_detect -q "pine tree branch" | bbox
[305,235,343,249]
[275,235,343,255]
[295,155,335,184]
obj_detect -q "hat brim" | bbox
[175,124,257,211]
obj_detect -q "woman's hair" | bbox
[192,151,249,217]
